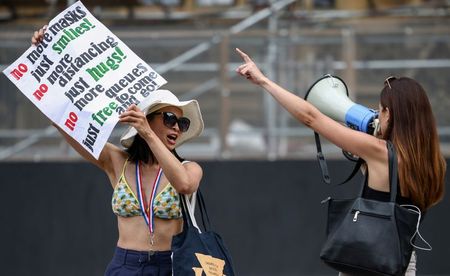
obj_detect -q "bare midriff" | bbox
[116,216,183,251]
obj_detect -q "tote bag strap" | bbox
[357,141,399,200]
[186,192,202,232]
[179,160,201,232]
[196,189,212,231]
[180,193,191,227]
[180,192,202,233]
[386,140,399,202]
[180,189,213,233]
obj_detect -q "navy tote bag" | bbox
[171,190,235,276]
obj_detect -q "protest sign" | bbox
[3,1,167,159]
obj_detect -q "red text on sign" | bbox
[32,84,49,101]
[10,63,28,80]
[64,112,78,131]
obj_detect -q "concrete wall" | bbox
[0,160,448,275]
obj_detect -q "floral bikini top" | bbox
[112,159,182,219]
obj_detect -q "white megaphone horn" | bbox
[305,75,379,135]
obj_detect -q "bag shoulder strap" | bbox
[355,140,398,200]
[196,189,212,231]
[387,140,399,202]
[180,189,212,233]
[180,192,202,232]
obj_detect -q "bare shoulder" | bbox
[364,138,389,172]
[367,138,389,162]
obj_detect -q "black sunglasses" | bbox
[152,112,190,133]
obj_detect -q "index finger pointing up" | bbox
[236,48,252,63]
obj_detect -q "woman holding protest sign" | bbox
[33,28,205,276]
[235,48,446,275]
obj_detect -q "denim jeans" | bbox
[104,247,172,276]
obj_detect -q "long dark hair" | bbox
[125,113,184,164]
[380,77,446,210]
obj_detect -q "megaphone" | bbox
[305,74,379,135]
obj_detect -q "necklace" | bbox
[135,161,163,259]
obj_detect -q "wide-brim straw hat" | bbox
[120,89,204,148]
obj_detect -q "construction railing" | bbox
[0,0,449,160]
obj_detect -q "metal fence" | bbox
[1,1,449,160]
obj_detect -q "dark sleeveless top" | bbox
[362,181,413,206]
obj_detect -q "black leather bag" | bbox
[171,189,235,276]
[320,141,420,276]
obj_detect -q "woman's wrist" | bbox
[142,129,159,147]
[259,75,272,88]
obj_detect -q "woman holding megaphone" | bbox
[235,48,445,275]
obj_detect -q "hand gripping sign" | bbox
[3,1,167,159]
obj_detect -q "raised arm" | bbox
[235,48,386,162]
[53,123,123,172]
[119,105,202,194]
[32,27,124,181]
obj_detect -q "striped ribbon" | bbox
[135,161,163,234]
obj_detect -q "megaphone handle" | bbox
[338,158,364,186]
[314,132,364,186]
[315,132,331,184]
